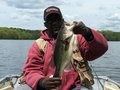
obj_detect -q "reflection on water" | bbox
[0,40,120,83]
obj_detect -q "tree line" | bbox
[98,30,120,41]
[0,27,120,41]
[0,27,40,40]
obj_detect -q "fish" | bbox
[53,22,75,77]
[53,22,94,89]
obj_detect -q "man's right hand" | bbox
[38,77,62,90]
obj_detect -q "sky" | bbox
[0,0,120,32]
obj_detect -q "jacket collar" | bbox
[40,29,55,41]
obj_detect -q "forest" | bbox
[0,27,40,40]
[0,27,120,41]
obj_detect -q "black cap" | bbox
[44,6,63,21]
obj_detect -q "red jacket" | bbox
[23,29,108,90]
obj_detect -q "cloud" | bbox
[4,0,42,9]
[99,6,108,11]
[1,0,120,31]
[107,13,120,21]
[100,13,120,31]
[11,13,31,21]
[4,0,63,9]
[18,9,43,18]
[2,0,64,22]
[117,6,120,9]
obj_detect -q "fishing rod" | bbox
[89,62,104,90]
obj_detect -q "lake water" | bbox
[0,40,120,83]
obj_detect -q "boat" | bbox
[0,74,120,90]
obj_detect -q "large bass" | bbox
[53,22,94,89]
[53,22,75,77]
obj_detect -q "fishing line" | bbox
[89,62,104,90]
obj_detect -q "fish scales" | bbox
[53,22,75,77]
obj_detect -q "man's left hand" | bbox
[73,21,89,35]
[72,21,94,41]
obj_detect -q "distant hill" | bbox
[98,30,120,41]
[0,27,40,40]
[0,27,120,41]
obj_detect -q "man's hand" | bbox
[73,21,94,41]
[38,77,61,90]
[73,21,89,35]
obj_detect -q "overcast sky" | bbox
[0,0,120,31]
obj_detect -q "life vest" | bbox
[35,38,48,53]
[72,35,94,89]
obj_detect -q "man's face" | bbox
[45,13,63,35]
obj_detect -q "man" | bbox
[22,6,108,90]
